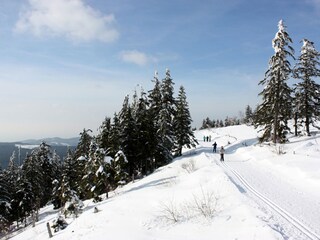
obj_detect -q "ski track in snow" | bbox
[199,128,320,240]
[220,160,320,240]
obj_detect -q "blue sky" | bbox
[0,0,319,141]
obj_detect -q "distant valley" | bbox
[0,137,79,169]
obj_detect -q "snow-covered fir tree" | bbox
[73,129,93,199]
[74,129,93,160]
[15,175,34,226]
[173,85,198,156]
[0,169,11,233]
[36,143,61,207]
[59,148,79,202]
[96,116,112,150]
[108,113,122,157]
[147,71,164,171]
[50,150,63,208]
[134,88,154,175]
[21,150,44,210]
[57,148,82,211]
[112,150,129,186]
[158,69,176,164]
[82,140,109,202]
[255,20,294,143]
[18,154,42,226]
[293,39,320,136]
[118,95,138,177]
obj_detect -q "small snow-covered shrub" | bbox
[159,199,181,223]
[273,144,286,155]
[158,187,219,224]
[181,159,196,173]
[191,188,218,218]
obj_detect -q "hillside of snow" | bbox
[8,125,320,240]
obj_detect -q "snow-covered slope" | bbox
[9,125,320,240]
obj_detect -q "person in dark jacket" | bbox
[212,142,217,153]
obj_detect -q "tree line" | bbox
[255,20,320,143]
[0,69,198,233]
[200,105,254,129]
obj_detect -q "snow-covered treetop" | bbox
[272,19,286,53]
[278,19,285,32]
[154,70,158,78]
[301,39,315,54]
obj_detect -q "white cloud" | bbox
[15,0,119,43]
[119,50,154,66]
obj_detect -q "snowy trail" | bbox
[226,156,320,233]
[220,160,320,240]
[197,126,320,239]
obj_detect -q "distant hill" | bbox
[0,137,79,170]
[20,137,79,146]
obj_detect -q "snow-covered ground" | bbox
[8,125,320,240]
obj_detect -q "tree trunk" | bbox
[294,112,298,136]
[305,94,310,136]
[273,72,281,144]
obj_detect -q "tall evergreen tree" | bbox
[74,129,93,160]
[173,86,198,156]
[19,153,43,224]
[255,20,294,143]
[293,39,320,136]
[158,69,176,163]
[73,129,93,199]
[35,142,59,207]
[96,117,112,150]
[14,174,34,226]
[60,148,78,201]
[82,140,109,202]
[112,150,129,186]
[0,169,11,233]
[49,149,63,209]
[134,89,154,174]
[148,71,163,170]
[4,154,22,225]
[119,96,138,176]
[57,148,80,208]
[109,113,122,157]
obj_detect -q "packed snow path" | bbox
[220,161,320,240]
[198,126,320,240]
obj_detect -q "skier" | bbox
[220,146,225,161]
[212,142,217,153]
